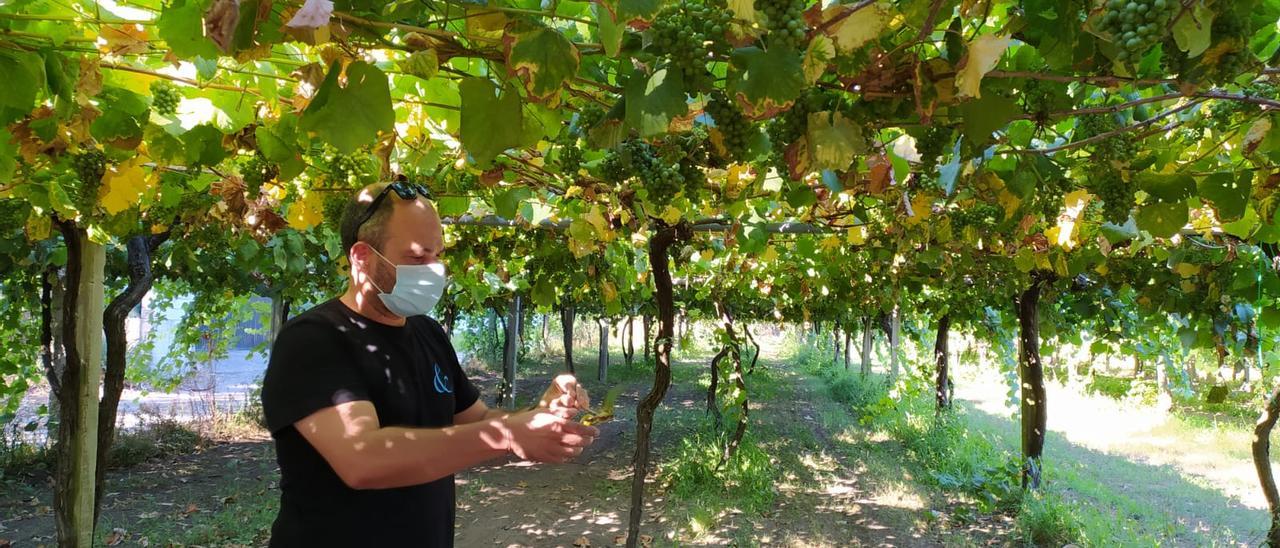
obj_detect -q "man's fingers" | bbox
[559,433,594,447]
[560,420,600,438]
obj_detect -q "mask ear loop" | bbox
[362,243,395,294]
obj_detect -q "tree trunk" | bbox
[714,301,748,467]
[560,304,575,374]
[1134,355,1142,378]
[832,326,841,366]
[1253,380,1280,546]
[541,313,550,354]
[642,314,652,363]
[707,347,728,427]
[860,317,873,376]
[626,223,688,548]
[844,329,852,371]
[598,318,609,383]
[96,233,167,524]
[42,266,66,443]
[1018,278,1048,490]
[935,314,952,411]
[53,223,105,547]
[624,315,635,367]
[269,293,289,343]
[499,296,521,409]
[742,323,760,375]
[890,307,901,379]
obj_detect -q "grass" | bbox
[1,419,207,480]
[98,479,276,546]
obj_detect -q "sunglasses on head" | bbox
[348,181,434,243]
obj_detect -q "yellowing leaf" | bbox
[100,24,150,56]
[818,1,895,54]
[760,245,779,262]
[802,35,835,84]
[1051,189,1090,249]
[997,189,1021,220]
[100,158,151,215]
[584,206,609,234]
[601,280,618,303]
[287,192,324,230]
[1173,262,1201,278]
[25,211,50,241]
[905,193,932,225]
[660,205,682,224]
[956,34,1010,99]
[1244,118,1272,156]
[819,235,841,251]
[846,225,867,245]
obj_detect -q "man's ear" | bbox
[349,242,371,272]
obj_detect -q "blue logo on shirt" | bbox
[433,363,452,394]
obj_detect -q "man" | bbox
[261,181,598,546]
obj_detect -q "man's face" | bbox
[363,198,444,297]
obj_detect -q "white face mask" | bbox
[367,246,448,317]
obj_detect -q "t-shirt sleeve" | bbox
[424,318,480,414]
[261,320,369,435]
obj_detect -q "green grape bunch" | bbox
[241,155,280,195]
[1075,113,1139,163]
[554,129,583,177]
[149,81,182,116]
[915,126,952,173]
[649,1,735,91]
[1087,165,1134,225]
[755,0,807,50]
[601,140,690,207]
[1203,9,1252,85]
[705,92,755,162]
[71,149,107,211]
[1096,0,1175,64]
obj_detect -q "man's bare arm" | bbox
[297,400,597,490]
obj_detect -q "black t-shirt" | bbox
[261,298,480,547]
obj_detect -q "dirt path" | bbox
[2,351,1016,547]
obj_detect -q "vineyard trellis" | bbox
[2,0,1280,544]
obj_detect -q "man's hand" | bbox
[539,374,590,418]
[498,409,599,463]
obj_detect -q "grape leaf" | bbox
[956,33,1011,99]
[90,87,149,148]
[181,124,228,167]
[100,158,151,215]
[157,0,222,60]
[1135,201,1188,239]
[624,68,689,137]
[1172,2,1215,58]
[0,128,16,183]
[1136,173,1195,202]
[728,46,805,119]
[1198,172,1251,221]
[299,61,394,154]
[504,21,580,104]
[593,4,624,57]
[459,78,523,168]
[0,51,46,112]
[958,94,1020,148]
[810,1,894,54]
[286,192,323,230]
[806,111,864,170]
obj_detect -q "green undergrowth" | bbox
[1,419,205,480]
[791,340,1191,546]
[99,479,276,546]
